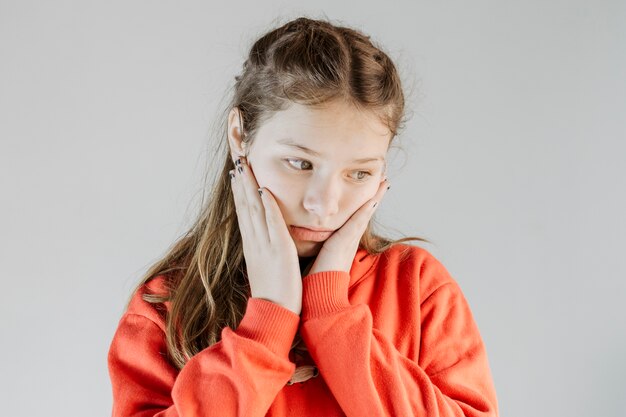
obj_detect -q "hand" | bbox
[229,157,303,315]
[307,178,390,275]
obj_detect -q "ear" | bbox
[227,107,247,162]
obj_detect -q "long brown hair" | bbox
[127,15,429,370]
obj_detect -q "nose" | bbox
[302,176,340,220]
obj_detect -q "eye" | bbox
[285,158,373,182]
[286,158,313,170]
[349,170,373,181]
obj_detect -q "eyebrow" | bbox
[277,138,385,164]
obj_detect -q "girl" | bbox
[108,16,499,417]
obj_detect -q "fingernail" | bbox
[237,166,243,174]
[387,184,390,190]
[258,188,263,196]
[229,170,235,180]
[235,158,241,166]
[373,202,378,208]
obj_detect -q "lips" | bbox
[289,225,335,242]
[294,225,334,232]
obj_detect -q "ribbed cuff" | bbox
[236,298,300,358]
[301,271,352,321]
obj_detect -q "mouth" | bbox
[294,225,334,232]
[289,225,335,242]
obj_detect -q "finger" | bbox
[230,167,257,252]
[369,177,390,210]
[257,187,292,244]
[235,157,270,243]
[354,177,390,219]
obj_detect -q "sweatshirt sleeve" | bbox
[299,269,499,417]
[107,297,300,417]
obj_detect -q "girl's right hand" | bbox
[229,156,303,315]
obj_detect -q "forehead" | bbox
[253,100,392,156]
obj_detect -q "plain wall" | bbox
[1,1,624,416]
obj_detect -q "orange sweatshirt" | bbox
[108,243,499,416]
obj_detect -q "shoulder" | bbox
[124,274,171,333]
[377,243,460,301]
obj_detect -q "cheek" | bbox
[343,183,378,212]
[250,159,285,190]
[250,162,300,213]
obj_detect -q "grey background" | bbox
[1,1,624,416]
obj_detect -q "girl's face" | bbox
[229,100,391,258]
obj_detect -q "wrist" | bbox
[301,270,351,320]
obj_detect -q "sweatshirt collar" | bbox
[348,246,380,288]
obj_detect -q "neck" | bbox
[299,256,315,276]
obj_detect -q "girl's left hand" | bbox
[307,178,390,275]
